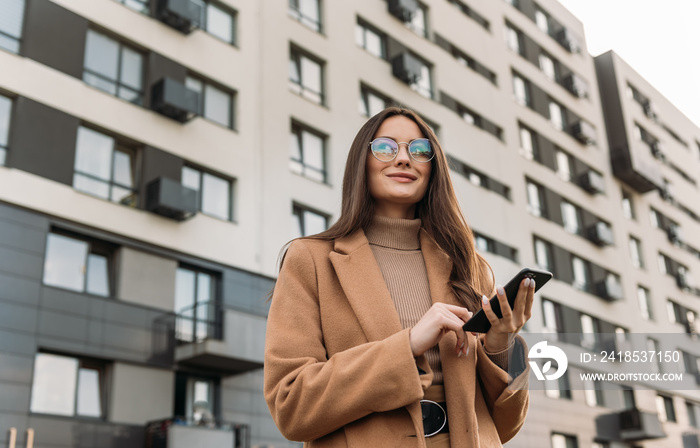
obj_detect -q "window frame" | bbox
[289,46,325,105]
[629,236,644,269]
[181,165,235,221]
[193,0,237,45]
[636,285,652,320]
[82,29,145,106]
[0,94,12,166]
[113,0,149,15]
[0,0,26,54]
[359,84,391,117]
[289,121,327,183]
[288,0,323,33]
[29,352,108,419]
[175,265,221,343]
[185,75,236,129]
[292,203,329,238]
[355,19,386,59]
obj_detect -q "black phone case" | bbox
[462,267,553,333]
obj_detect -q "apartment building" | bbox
[0,0,698,447]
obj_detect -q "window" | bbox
[539,53,556,80]
[191,0,236,43]
[647,338,660,373]
[535,238,552,272]
[526,181,544,216]
[549,101,564,130]
[519,126,536,160]
[682,351,700,374]
[656,395,676,422]
[409,57,433,99]
[687,401,699,428]
[406,2,428,37]
[114,0,149,14]
[83,30,144,105]
[551,433,578,448]
[185,76,234,129]
[42,232,111,296]
[621,190,635,220]
[474,234,490,253]
[629,236,644,269]
[73,127,137,206]
[0,94,10,166]
[580,313,597,349]
[649,208,660,228]
[561,201,580,234]
[583,379,602,407]
[0,0,25,54]
[289,0,321,32]
[0,0,24,53]
[555,150,572,181]
[290,122,326,182]
[289,47,324,104]
[572,256,589,290]
[175,267,217,342]
[182,166,233,221]
[174,373,218,422]
[355,20,385,59]
[542,299,560,333]
[505,25,523,55]
[657,253,669,275]
[360,85,390,117]
[535,9,549,33]
[292,204,328,238]
[544,364,570,399]
[30,353,105,418]
[637,286,652,320]
[513,75,530,106]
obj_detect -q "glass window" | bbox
[0,0,25,54]
[637,286,652,320]
[535,239,552,272]
[83,30,144,105]
[526,181,543,216]
[505,25,522,55]
[687,401,698,428]
[621,190,635,220]
[359,85,389,117]
[409,59,432,99]
[649,208,659,228]
[175,267,216,342]
[539,53,556,80]
[356,21,385,59]
[407,3,428,37]
[519,126,535,160]
[551,433,578,448]
[629,236,644,268]
[656,395,676,422]
[572,256,589,290]
[181,166,232,221]
[555,150,572,181]
[580,313,597,349]
[535,9,549,33]
[583,379,599,406]
[290,48,324,104]
[513,75,530,106]
[0,95,11,166]
[544,365,570,399]
[185,76,234,128]
[292,204,328,238]
[43,233,111,296]
[114,0,149,14]
[30,353,103,418]
[289,0,321,32]
[73,127,137,206]
[657,253,668,274]
[542,299,559,333]
[549,101,564,130]
[561,201,580,234]
[290,123,326,182]
[205,3,235,43]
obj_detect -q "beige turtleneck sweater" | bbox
[365,215,445,384]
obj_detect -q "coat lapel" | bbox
[329,229,403,342]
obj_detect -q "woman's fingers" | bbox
[409,303,473,357]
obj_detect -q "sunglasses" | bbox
[369,137,434,163]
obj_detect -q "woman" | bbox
[265,107,532,447]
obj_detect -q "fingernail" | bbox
[482,295,488,305]
[530,278,536,289]
[497,285,505,296]
[524,278,531,288]
[458,351,462,358]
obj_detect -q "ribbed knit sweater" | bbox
[365,215,445,384]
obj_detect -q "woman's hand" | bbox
[482,278,535,352]
[409,303,472,357]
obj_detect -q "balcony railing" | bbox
[146,417,250,448]
[176,301,222,344]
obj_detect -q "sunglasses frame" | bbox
[368,137,435,163]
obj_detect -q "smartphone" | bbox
[462,267,553,333]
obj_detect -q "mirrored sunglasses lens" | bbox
[409,139,433,162]
[371,138,398,161]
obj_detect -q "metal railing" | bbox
[175,301,222,343]
[145,417,250,448]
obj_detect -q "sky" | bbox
[556,0,700,129]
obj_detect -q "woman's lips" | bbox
[386,173,417,182]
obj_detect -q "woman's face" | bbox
[366,115,432,219]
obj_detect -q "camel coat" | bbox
[264,228,529,447]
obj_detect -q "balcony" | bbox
[595,408,666,442]
[388,0,418,22]
[174,303,265,375]
[578,170,605,194]
[595,275,623,301]
[564,73,588,98]
[555,28,581,53]
[151,77,200,123]
[156,0,202,34]
[146,418,250,448]
[392,52,423,85]
[570,120,596,145]
[586,222,614,246]
[683,432,700,448]
[146,177,198,221]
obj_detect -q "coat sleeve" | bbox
[264,240,430,442]
[476,335,530,444]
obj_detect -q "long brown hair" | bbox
[278,107,493,311]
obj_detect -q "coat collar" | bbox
[328,227,457,342]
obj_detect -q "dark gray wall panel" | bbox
[0,219,46,254]
[530,84,549,117]
[0,301,37,333]
[0,202,49,229]
[0,245,44,280]
[0,383,30,413]
[138,146,184,209]
[40,287,91,316]
[0,353,34,383]
[0,328,36,355]
[145,52,189,109]
[22,0,88,78]
[0,271,41,306]
[36,309,88,342]
[9,97,79,186]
